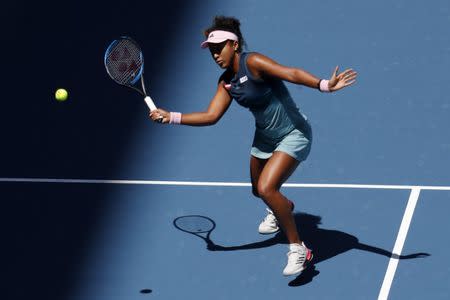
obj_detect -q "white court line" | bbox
[1,177,450,190]
[378,188,421,300]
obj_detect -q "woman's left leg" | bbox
[256,151,301,244]
[256,150,313,276]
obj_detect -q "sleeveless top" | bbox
[220,52,309,140]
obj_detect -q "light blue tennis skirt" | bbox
[251,126,312,162]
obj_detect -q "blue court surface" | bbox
[2,0,450,299]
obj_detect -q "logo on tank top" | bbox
[239,75,248,84]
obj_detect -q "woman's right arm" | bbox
[149,82,232,126]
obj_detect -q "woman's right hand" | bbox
[149,108,170,124]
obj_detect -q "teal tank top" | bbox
[220,52,309,139]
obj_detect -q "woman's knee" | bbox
[256,181,277,199]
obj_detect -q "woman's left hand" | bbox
[328,66,357,92]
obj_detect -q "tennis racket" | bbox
[104,36,162,121]
[174,215,217,249]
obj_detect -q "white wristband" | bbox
[319,79,331,93]
[169,112,182,125]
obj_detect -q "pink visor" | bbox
[201,30,238,48]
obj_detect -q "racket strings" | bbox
[105,39,143,85]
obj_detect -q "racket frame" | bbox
[104,36,157,112]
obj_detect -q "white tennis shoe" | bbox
[283,242,313,276]
[258,208,280,234]
[258,202,295,234]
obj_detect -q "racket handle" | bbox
[144,96,157,111]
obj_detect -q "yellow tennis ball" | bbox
[55,88,68,101]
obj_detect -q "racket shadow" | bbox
[173,212,430,287]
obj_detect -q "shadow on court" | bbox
[173,212,430,287]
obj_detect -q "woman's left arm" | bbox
[247,53,357,92]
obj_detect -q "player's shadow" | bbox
[181,212,430,287]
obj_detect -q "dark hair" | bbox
[204,15,246,52]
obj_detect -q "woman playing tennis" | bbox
[150,16,357,276]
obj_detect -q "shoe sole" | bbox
[258,228,280,234]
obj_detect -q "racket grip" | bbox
[144,96,157,111]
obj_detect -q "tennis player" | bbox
[150,16,357,276]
